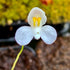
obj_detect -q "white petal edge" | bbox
[27,7,47,26]
[15,26,33,46]
[40,25,57,44]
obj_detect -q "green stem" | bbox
[11,45,24,70]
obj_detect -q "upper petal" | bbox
[27,7,47,26]
[15,26,33,46]
[40,25,57,44]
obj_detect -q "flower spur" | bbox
[15,7,57,46]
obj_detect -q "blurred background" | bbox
[0,0,70,70]
[0,0,70,25]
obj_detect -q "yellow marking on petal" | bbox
[37,17,41,27]
[33,17,41,27]
[33,17,36,27]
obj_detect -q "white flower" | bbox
[15,7,57,46]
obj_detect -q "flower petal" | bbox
[40,25,57,44]
[15,26,33,46]
[27,7,47,26]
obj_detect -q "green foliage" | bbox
[0,0,70,25]
[48,0,70,24]
[39,0,70,24]
[0,0,28,25]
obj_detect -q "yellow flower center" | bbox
[33,17,41,27]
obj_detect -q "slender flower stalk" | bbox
[11,45,24,70]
